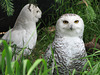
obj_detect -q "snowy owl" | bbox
[44,14,87,75]
[1,4,42,57]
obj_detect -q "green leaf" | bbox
[11,61,16,74]
[1,49,6,75]
[85,5,96,21]
[23,59,31,75]
[72,69,76,75]
[27,59,43,75]
[2,40,12,74]
[87,58,93,71]
[15,61,20,75]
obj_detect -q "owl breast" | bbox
[53,37,87,74]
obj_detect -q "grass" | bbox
[0,0,100,75]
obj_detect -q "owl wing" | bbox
[2,28,26,49]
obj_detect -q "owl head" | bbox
[17,4,42,22]
[56,14,84,38]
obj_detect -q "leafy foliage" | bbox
[0,0,14,16]
[85,0,96,21]
[85,5,96,21]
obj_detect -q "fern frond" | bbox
[85,5,96,21]
[0,0,14,16]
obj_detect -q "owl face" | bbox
[20,4,42,22]
[56,14,84,37]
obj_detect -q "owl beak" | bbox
[70,25,73,30]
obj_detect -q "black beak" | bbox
[70,25,73,30]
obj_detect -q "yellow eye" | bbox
[63,20,69,24]
[74,20,79,23]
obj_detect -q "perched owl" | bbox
[44,14,87,75]
[1,4,42,58]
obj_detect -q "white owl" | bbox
[1,4,42,58]
[44,14,87,75]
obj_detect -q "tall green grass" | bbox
[0,40,50,75]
